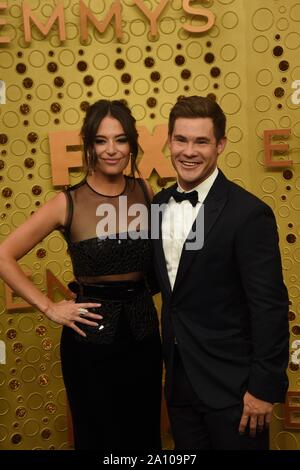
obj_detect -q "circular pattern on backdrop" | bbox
[131,104,146,121]
[33,110,50,127]
[97,76,119,97]
[93,53,109,70]
[0,51,14,68]
[220,44,237,62]
[186,41,202,59]
[222,12,239,29]
[227,126,243,143]
[224,152,242,168]
[193,74,210,92]
[252,9,274,31]
[6,85,22,102]
[256,69,273,86]
[285,32,300,50]
[224,72,240,89]
[126,46,142,63]
[252,35,270,53]
[290,3,300,21]
[133,79,150,95]
[157,44,173,61]
[255,95,272,112]
[219,93,241,115]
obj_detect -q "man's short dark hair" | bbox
[168,95,226,143]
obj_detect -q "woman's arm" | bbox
[0,192,102,336]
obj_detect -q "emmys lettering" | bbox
[0,0,215,44]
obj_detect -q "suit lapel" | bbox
[173,171,229,292]
[152,186,175,295]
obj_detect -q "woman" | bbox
[0,100,162,450]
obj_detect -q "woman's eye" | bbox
[117,137,128,143]
[94,139,105,145]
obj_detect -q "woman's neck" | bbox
[87,171,126,196]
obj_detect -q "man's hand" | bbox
[239,391,273,437]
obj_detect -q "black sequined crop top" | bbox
[61,176,152,281]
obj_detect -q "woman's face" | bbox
[93,115,131,176]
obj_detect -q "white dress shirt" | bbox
[162,167,218,289]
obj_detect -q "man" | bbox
[152,96,289,450]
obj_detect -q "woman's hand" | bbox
[44,299,102,337]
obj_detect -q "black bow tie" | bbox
[170,187,198,207]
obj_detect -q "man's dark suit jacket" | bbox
[152,170,289,409]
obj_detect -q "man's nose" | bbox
[183,142,197,156]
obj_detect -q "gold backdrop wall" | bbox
[0,0,299,450]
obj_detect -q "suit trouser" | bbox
[167,345,269,450]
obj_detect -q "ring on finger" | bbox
[78,307,88,317]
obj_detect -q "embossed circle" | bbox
[221,11,239,29]
[97,76,119,97]
[23,419,40,437]
[220,44,237,61]
[0,399,10,416]
[252,9,274,31]
[130,19,146,36]
[159,17,176,34]
[93,53,109,70]
[0,51,14,68]
[279,115,292,128]
[63,108,80,125]
[278,205,290,218]
[255,95,272,112]
[66,82,83,99]
[2,111,20,128]
[126,46,142,63]
[224,72,240,89]
[225,152,241,168]
[261,177,277,193]
[186,41,202,59]
[291,194,300,210]
[163,77,179,94]
[28,51,45,68]
[131,104,146,121]
[24,347,41,364]
[133,79,150,96]
[21,365,37,383]
[255,119,276,139]
[58,49,75,66]
[18,316,34,333]
[160,102,173,119]
[10,139,27,156]
[227,126,243,143]
[219,93,241,115]
[285,32,300,50]
[33,110,50,127]
[277,18,289,31]
[157,44,173,61]
[252,35,270,53]
[36,84,53,101]
[6,85,22,102]
[193,74,210,92]
[7,166,24,182]
[256,69,273,86]
[290,3,300,21]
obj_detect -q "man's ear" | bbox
[217,136,227,155]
